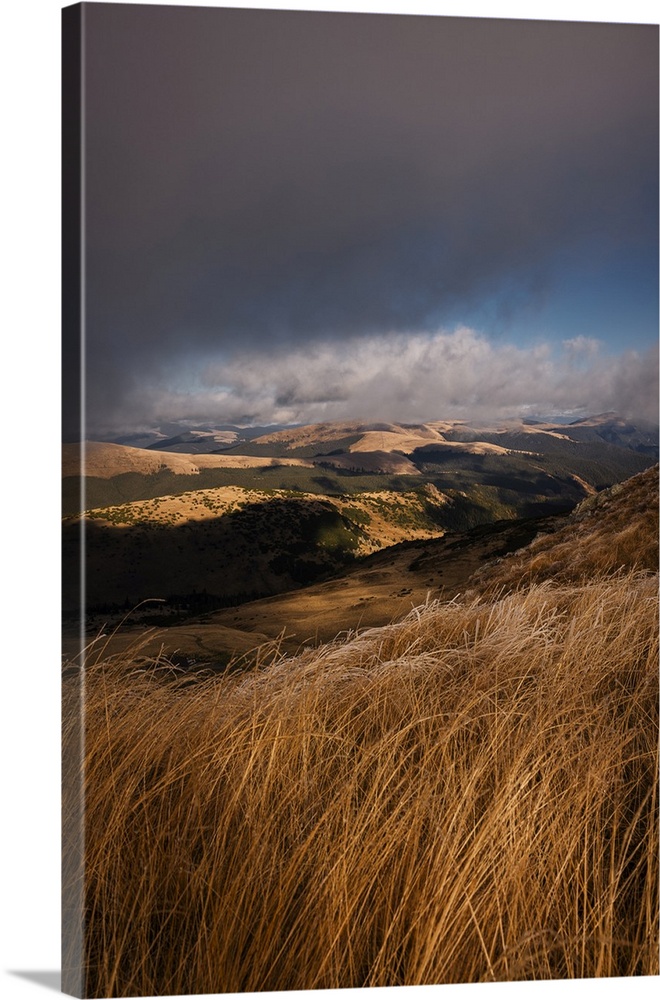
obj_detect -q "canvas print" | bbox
[62,3,659,997]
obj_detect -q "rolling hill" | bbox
[62,414,658,661]
[62,440,315,478]
[62,481,500,619]
[62,415,656,516]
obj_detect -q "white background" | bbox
[1,1,657,998]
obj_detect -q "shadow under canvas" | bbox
[9,971,62,993]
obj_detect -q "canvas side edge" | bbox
[62,4,86,997]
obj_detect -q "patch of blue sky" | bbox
[454,241,658,356]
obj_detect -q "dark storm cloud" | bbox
[77,4,658,434]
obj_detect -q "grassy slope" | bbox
[471,465,659,593]
[61,483,515,614]
[68,574,658,995]
[62,467,430,515]
[204,513,567,658]
[168,467,657,664]
[63,467,659,995]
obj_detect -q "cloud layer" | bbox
[92,329,659,435]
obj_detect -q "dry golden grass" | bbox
[64,570,658,996]
[473,466,658,594]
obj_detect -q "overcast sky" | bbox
[69,2,658,437]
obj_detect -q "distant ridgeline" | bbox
[62,414,658,618]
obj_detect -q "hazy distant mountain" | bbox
[110,423,292,453]
[233,415,659,457]
[145,429,241,453]
[107,415,658,458]
[565,413,659,454]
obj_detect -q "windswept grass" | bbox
[64,571,658,996]
[473,466,658,594]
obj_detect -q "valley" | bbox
[62,414,658,667]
